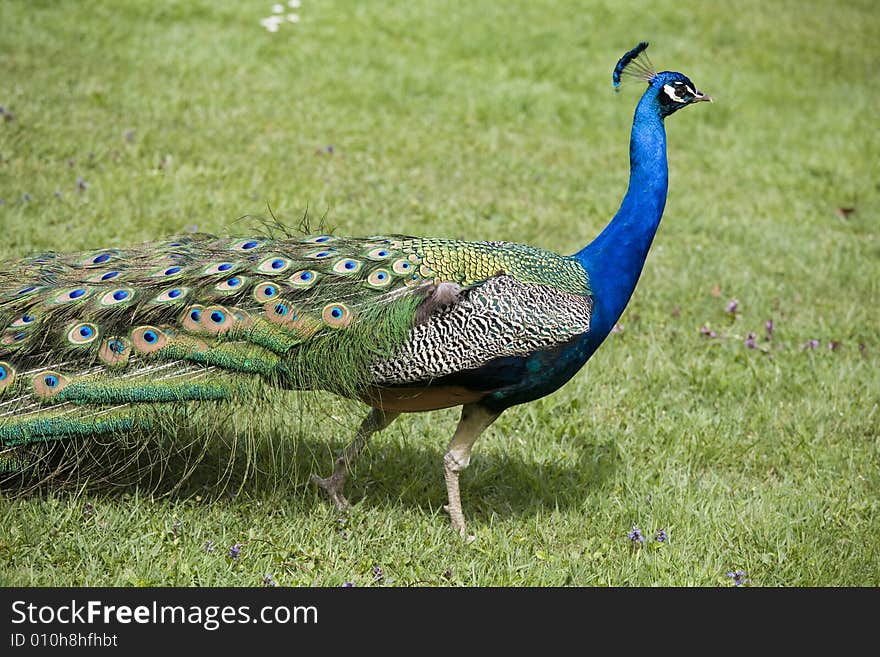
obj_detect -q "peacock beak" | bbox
[693,90,712,103]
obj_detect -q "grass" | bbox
[0,0,878,586]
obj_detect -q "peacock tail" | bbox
[0,230,592,475]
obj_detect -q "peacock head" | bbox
[613,42,711,118]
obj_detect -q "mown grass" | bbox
[0,0,877,586]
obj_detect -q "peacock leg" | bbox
[443,404,501,539]
[310,407,400,510]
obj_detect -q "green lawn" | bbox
[0,0,877,586]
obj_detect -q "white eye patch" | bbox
[663,83,686,103]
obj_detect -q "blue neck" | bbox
[575,92,668,337]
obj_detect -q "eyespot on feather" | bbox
[52,287,91,304]
[0,361,16,391]
[366,247,393,261]
[131,326,167,353]
[1,330,30,347]
[87,270,122,283]
[159,239,190,249]
[13,285,40,298]
[99,337,131,366]
[289,270,318,288]
[392,259,414,275]
[181,305,205,332]
[302,235,336,244]
[151,265,184,279]
[11,313,37,328]
[32,371,69,398]
[200,305,235,334]
[255,256,291,274]
[304,248,336,260]
[66,322,100,345]
[404,273,423,287]
[153,287,189,304]
[366,268,393,288]
[253,282,280,302]
[78,251,117,268]
[321,303,352,328]
[98,287,135,307]
[231,238,262,251]
[264,300,292,325]
[332,258,362,275]
[215,276,247,293]
[202,261,237,276]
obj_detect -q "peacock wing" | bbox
[370,275,593,386]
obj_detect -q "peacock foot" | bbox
[310,472,351,511]
[442,503,476,544]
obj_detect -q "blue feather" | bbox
[613,41,651,88]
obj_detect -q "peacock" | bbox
[0,43,709,537]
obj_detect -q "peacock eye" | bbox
[662,82,689,104]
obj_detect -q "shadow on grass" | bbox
[1,422,621,523]
[348,438,622,523]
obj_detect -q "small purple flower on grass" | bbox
[341,582,354,587]
[744,332,757,349]
[654,528,667,543]
[802,339,819,350]
[204,540,215,553]
[627,526,646,545]
[372,564,384,582]
[82,502,94,517]
[828,341,840,351]
[726,569,749,587]
[228,542,243,560]
[262,574,277,587]
[76,176,88,192]
[611,323,624,334]
[725,299,739,314]
[700,324,718,338]
[765,319,774,339]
